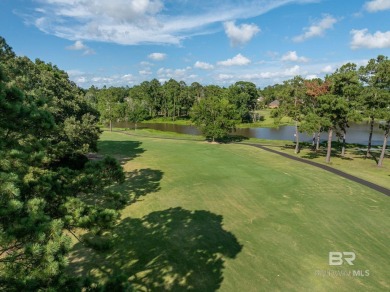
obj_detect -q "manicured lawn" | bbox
[142,117,193,125]
[259,143,390,190]
[141,109,294,128]
[238,109,293,128]
[68,131,390,291]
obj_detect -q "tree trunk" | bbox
[173,98,176,121]
[377,123,389,167]
[341,130,346,157]
[366,116,374,158]
[109,119,112,132]
[316,131,321,151]
[312,133,316,149]
[135,122,137,131]
[294,120,300,154]
[326,128,333,163]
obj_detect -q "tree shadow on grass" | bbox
[121,168,163,205]
[79,168,163,211]
[68,207,242,291]
[207,135,249,144]
[98,140,145,164]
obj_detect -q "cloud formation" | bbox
[217,54,251,66]
[350,29,390,49]
[66,40,95,55]
[321,65,334,73]
[364,0,390,12]
[281,51,309,62]
[148,53,167,61]
[224,21,260,46]
[194,61,214,70]
[26,0,316,45]
[293,14,337,42]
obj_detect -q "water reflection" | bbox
[113,121,388,146]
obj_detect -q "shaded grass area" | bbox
[69,208,242,291]
[269,142,390,190]
[143,110,293,128]
[68,131,390,291]
[101,127,204,141]
[142,117,192,125]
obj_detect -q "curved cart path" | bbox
[110,130,390,196]
[240,142,390,197]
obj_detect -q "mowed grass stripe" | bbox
[72,131,389,291]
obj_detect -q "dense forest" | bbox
[0,36,389,290]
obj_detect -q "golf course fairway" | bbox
[69,131,390,291]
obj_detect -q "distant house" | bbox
[268,100,280,109]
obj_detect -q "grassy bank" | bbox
[142,109,293,128]
[68,131,389,291]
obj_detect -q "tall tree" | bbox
[317,94,349,163]
[227,81,258,123]
[378,115,390,167]
[0,39,124,290]
[277,76,307,154]
[330,63,363,156]
[189,82,204,102]
[124,97,148,129]
[97,87,126,131]
[190,96,240,142]
[359,55,390,158]
[162,79,181,120]
[302,78,330,150]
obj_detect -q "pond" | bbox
[113,121,388,146]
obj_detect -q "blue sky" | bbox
[1,0,389,88]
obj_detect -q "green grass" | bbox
[102,127,204,141]
[238,109,293,128]
[264,143,390,190]
[141,110,293,128]
[68,131,390,291]
[142,117,192,125]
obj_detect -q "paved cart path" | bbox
[240,142,390,197]
[110,131,390,196]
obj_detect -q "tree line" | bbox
[86,55,389,166]
[272,57,389,166]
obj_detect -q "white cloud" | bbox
[139,70,152,76]
[66,40,87,50]
[26,0,317,45]
[121,74,134,82]
[305,74,318,79]
[217,54,251,66]
[224,21,260,46]
[350,29,390,49]
[148,53,167,61]
[157,66,194,80]
[321,65,334,73]
[293,14,337,42]
[217,74,234,81]
[194,61,214,70]
[281,51,309,62]
[66,40,95,55]
[283,65,301,76]
[364,0,390,12]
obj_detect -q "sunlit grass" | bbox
[68,131,390,291]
